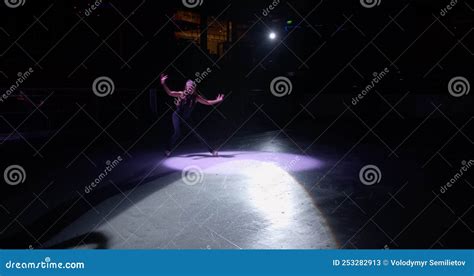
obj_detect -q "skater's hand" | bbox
[215,94,224,103]
[197,93,224,105]
[160,74,168,85]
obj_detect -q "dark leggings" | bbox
[167,111,213,153]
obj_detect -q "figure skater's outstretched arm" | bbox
[197,93,224,106]
[160,74,182,97]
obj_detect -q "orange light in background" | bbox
[174,10,230,56]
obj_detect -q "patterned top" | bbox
[174,90,197,117]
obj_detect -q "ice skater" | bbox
[160,74,224,157]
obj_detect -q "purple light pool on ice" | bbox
[162,151,322,172]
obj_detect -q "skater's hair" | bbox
[184,80,197,94]
[174,80,197,106]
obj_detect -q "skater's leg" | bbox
[166,112,182,155]
[182,117,214,154]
